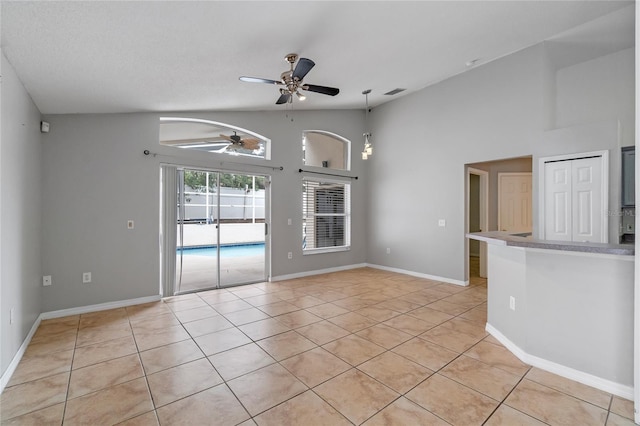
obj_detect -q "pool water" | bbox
[180,243,264,258]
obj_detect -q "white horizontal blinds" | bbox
[303,179,350,250]
[160,165,178,297]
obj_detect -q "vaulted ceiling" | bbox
[1,1,633,114]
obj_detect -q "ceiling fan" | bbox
[219,131,261,151]
[240,53,340,104]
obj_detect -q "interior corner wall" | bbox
[366,42,634,283]
[1,51,43,376]
[41,110,366,312]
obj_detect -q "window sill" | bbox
[303,246,351,256]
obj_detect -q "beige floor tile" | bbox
[23,330,77,357]
[374,298,423,313]
[525,367,612,409]
[463,340,530,376]
[274,310,322,328]
[198,290,239,303]
[257,300,300,316]
[406,374,498,425]
[359,351,433,394]
[440,355,520,400]
[211,299,254,314]
[425,300,473,316]
[322,334,386,366]
[7,349,73,386]
[305,302,350,319]
[164,297,209,312]
[238,318,291,341]
[223,307,271,325]
[256,331,316,361]
[314,369,399,424]
[439,317,488,339]
[125,301,173,320]
[79,308,128,328]
[173,305,219,323]
[147,358,223,407]
[0,372,68,421]
[230,287,266,298]
[459,303,488,323]
[485,404,547,425]
[227,363,307,416]
[280,347,351,388]
[241,293,285,307]
[382,314,436,336]
[68,353,144,399]
[194,327,252,355]
[139,339,204,374]
[392,337,459,370]
[355,306,401,322]
[288,295,326,308]
[64,377,153,425]
[607,412,637,426]
[116,410,159,425]
[0,402,65,426]
[328,312,378,333]
[362,397,450,426]
[505,379,608,425]
[72,335,138,369]
[296,320,350,345]
[420,325,483,353]
[76,323,133,347]
[181,314,234,337]
[254,390,351,426]
[610,396,635,420]
[129,312,180,332]
[406,306,454,325]
[332,296,372,311]
[356,324,413,349]
[156,384,250,425]
[483,334,502,345]
[208,343,275,380]
[132,324,190,351]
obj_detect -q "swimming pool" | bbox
[179,243,264,258]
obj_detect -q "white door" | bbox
[544,157,603,242]
[498,173,532,233]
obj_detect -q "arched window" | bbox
[302,130,350,171]
[159,117,270,159]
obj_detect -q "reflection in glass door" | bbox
[175,168,267,293]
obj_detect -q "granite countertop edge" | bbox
[467,231,634,256]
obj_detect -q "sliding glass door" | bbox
[173,168,267,294]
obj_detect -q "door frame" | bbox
[466,167,489,280]
[497,172,532,232]
[538,150,609,242]
[162,164,271,295]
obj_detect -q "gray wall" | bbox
[41,110,367,311]
[366,43,634,283]
[1,52,43,377]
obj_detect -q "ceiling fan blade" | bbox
[276,93,291,104]
[292,58,315,80]
[219,134,235,143]
[302,84,340,96]
[239,76,282,85]
[242,138,261,150]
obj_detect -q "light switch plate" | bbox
[438,219,446,227]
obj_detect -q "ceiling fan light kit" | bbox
[240,53,339,105]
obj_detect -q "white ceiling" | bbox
[1,1,633,114]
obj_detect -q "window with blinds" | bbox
[302,179,351,253]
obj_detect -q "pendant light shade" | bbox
[362,90,373,160]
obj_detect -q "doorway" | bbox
[467,167,488,280]
[163,167,269,295]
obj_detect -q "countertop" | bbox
[467,231,634,256]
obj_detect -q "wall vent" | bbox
[384,88,406,96]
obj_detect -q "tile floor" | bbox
[1,267,636,425]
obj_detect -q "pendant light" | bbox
[362,89,373,160]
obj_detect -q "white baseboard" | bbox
[486,323,634,400]
[0,316,42,394]
[366,263,469,286]
[271,263,367,282]
[1,294,161,394]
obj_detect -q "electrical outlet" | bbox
[127,220,134,229]
[386,248,391,254]
[438,219,446,227]
[82,272,92,283]
[43,275,52,286]
[509,296,516,311]
[287,252,293,260]
[287,218,292,226]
